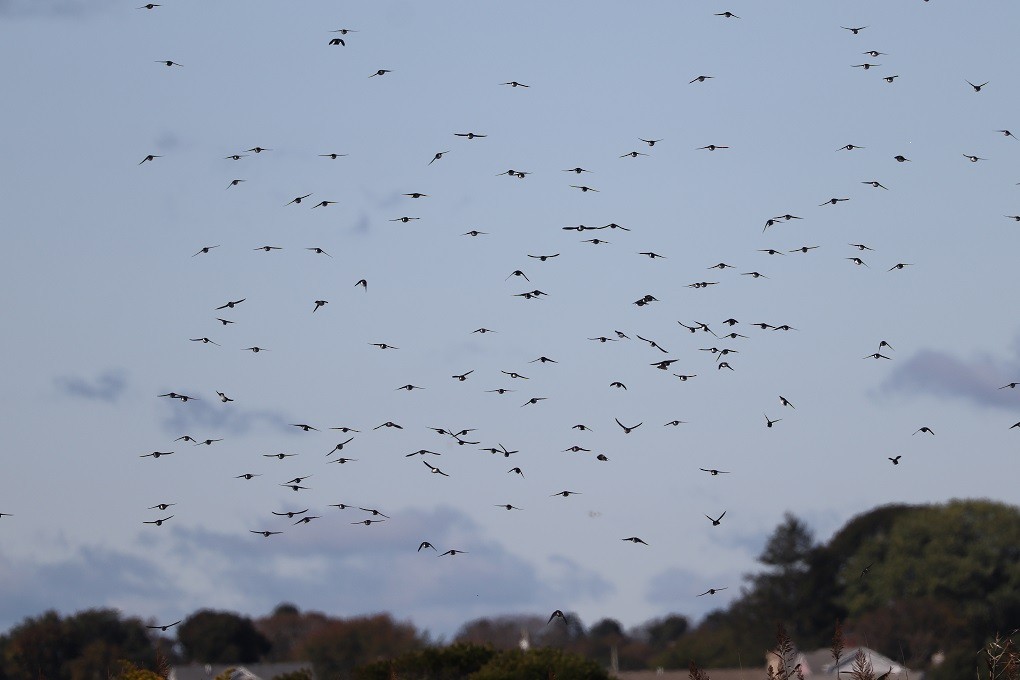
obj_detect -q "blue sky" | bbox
[2,0,1020,639]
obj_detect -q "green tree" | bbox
[354,642,497,680]
[844,501,1020,635]
[470,647,609,680]
[177,609,271,664]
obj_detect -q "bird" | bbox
[609,382,627,390]
[698,144,729,151]
[251,530,282,537]
[620,150,648,158]
[508,467,525,478]
[820,197,849,206]
[706,512,727,526]
[192,245,219,256]
[312,300,328,312]
[146,621,181,631]
[454,132,487,139]
[293,516,320,525]
[495,504,522,511]
[285,194,312,206]
[998,383,1019,390]
[765,415,782,428]
[254,245,282,252]
[700,468,730,476]
[841,26,867,34]
[863,353,891,360]
[698,587,728,596]
[352,519,385,525]
[860,563,874,578]
[328,37,345,46]
[319,153,347,159]
[528,253,560,261]
[140,451,173,459]
[640,138,663,146]
[548,610,567,624]
[291,423,318,432]
[264,453,296,460]
[888,263,913,271]
[137,3,161,8]
[193,438,222,446]
[883,75,898,83]
[502,81,529,87]
[622,537,649,545]
[452,370,474,381]
[139,154,162,164]
[966,80,989,92]
[861,180,888,190]
[311,201,338,209]
[894,155,911,162]
[359,507,390,518]
[144,516,174,526]
[374,421,403,430]
[780,396,795,409]
[215,298,245,310]
[664,420,686,427]
[715,11,739,19]
[272,509,308,519]
[914,427,935,435]
[570,185,599,192]
[551,490,580,498]
[423,461,450,477]
[428,150,450,165]
[847,257,869,267]
[148,503,175,511]
[327,438,355,455]
[689,75,714,83]
[155,60,183,67]
[236,473,261,480]
[418,541,437,552]
[615,418,642,434]
[521,397,546,406]
[369,69,392,77]
[190,337,219,346]
[889,456,902,465]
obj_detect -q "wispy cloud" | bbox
[0,0,115,18]
[879,342,1020,410]
[55,370,127,403]
[159,398,293,436]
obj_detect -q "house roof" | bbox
[169,662,313,680]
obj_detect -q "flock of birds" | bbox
[9,2,1020,635]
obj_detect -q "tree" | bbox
[177,609,271,664]
[354,642,497,680]
[255,604,331,662]
[470,647,610,680]
[297,613,422,680]
[0,609,156,680]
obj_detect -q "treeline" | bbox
[3,499,1019,680]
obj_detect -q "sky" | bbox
[2,0,1020,641]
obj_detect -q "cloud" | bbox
[879,344,1020,410]
[0,545,183,631]
[0,0,115,18]
[55,370,127,403]
[0,506,612,637]
[159,398,294,436]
